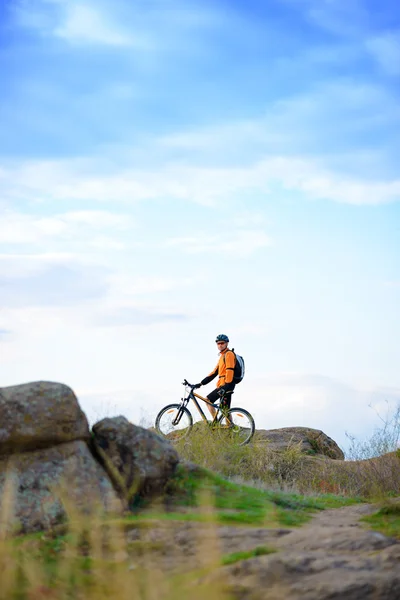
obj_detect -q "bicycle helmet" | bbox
[215,334,229,343]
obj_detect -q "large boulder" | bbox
[255,427,344,460]
[92,416,179,505]
[0,381,90,454]
[0,440,123,534]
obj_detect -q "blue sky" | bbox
[1,0,399,451]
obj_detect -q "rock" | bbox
[0,440,123,534]
[255,427,344,460]
[126,521,290,573]
[0,381,90,455]
[221,549,400,599]
[92,416,179,505]
[202,504,400,600]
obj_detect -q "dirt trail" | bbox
[128,503,400,598]
[220,503,400,599]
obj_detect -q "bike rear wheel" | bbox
[155,404,193,442]
[217,407,255,445]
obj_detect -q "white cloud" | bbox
[287,2,400,78]
[94,306,190,328]
[0,269,104,308]
[105,273,200,300]
[1,68,399,207]
[286,0,370,38]
[159,77,400,179]
[0,251,197,326]
[2,152,400,210]
[13,0,148,48]
[231,212,269,228]
[0,252,77,277]
[243,372,400,450]
[54,3,142,47]
[0,214,65,244]
[0,210,133,245]
[366,31,400,76]
[166,230,272,257]
[0,258,109,308]
[12,0,223,56]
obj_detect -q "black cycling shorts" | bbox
[207,382,235,407]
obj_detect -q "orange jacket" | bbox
[201,348,236,388]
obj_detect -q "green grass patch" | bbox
[3,462,367,600]
[160,464,364,527]
[221,545,276,566]
[361,503,400,539]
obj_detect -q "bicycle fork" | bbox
[172,400,187,426]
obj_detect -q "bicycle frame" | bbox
[157,379,254,446]
[173,381,226,426]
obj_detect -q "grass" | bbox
[1,395,399,600]
[361,502,400,540]
[170,418,400,499]
[0,461,367,600]
[221,546,276,565]
[161,463,364,527]
[8,410,399,600]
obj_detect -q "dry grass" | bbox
[297,450,400,498]
[173,423,308,486]
[0,488,233,600]
[1,402,399,599]
[345,402,400,460]
[172,422,400,499]
[0,454,363,600]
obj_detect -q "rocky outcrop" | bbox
[255,427,344,460]
[92,416,179,506]
[0,381,125,533]
[0,381,183,532]
[0,381,90,454]
[0,441,122,534]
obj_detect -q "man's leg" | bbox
[206,388,220,419]
[207,384,235,421]
[220,384,235,424]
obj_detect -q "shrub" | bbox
[345,401,400,460]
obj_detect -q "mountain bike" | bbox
[155,379,255,446]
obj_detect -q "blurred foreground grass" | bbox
[0,464,364,600]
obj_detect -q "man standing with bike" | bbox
[155,334,253,444]
[194,334,236,418]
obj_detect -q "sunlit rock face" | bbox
[0,381,90,454]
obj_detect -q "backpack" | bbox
[228,348,245,384]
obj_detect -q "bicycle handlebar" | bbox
[182,379,195,388]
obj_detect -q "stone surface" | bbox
[0,440,123,533]
[255,427,345,460]
[204,504,400,600]
[122,502,400,599]
[126,522,291,572]
[92,416,179,504]
[0,381,90,454]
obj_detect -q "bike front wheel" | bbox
[217,407,255,446]
[155,404,193,442]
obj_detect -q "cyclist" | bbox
[194,334,236,418]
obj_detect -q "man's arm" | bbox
[200,363,219,386]
[224,351,236,384]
